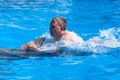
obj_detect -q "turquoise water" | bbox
[0,0,120,80]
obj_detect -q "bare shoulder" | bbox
[60,31,83,42]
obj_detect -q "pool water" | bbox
[0,0,120,80]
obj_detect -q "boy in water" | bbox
[20,17,83,52]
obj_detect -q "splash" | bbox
[38,27,120,55]
[88,28,120,48]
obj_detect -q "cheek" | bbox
[55,27,61,32]
[50,26,61,34]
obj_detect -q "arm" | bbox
[20,37,45,52]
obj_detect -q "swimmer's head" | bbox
[50,17,67,40]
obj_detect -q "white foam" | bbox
[39,28,120,54]
[88,28,120,48]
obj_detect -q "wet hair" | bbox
[50,17,67,31]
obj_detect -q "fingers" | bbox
[20,41,41,52]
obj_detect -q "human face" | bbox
[50,21,62,38]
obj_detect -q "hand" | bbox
[20,41,40,51]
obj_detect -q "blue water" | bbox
[0,0,120,80]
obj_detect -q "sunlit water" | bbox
[0,0,120,80]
